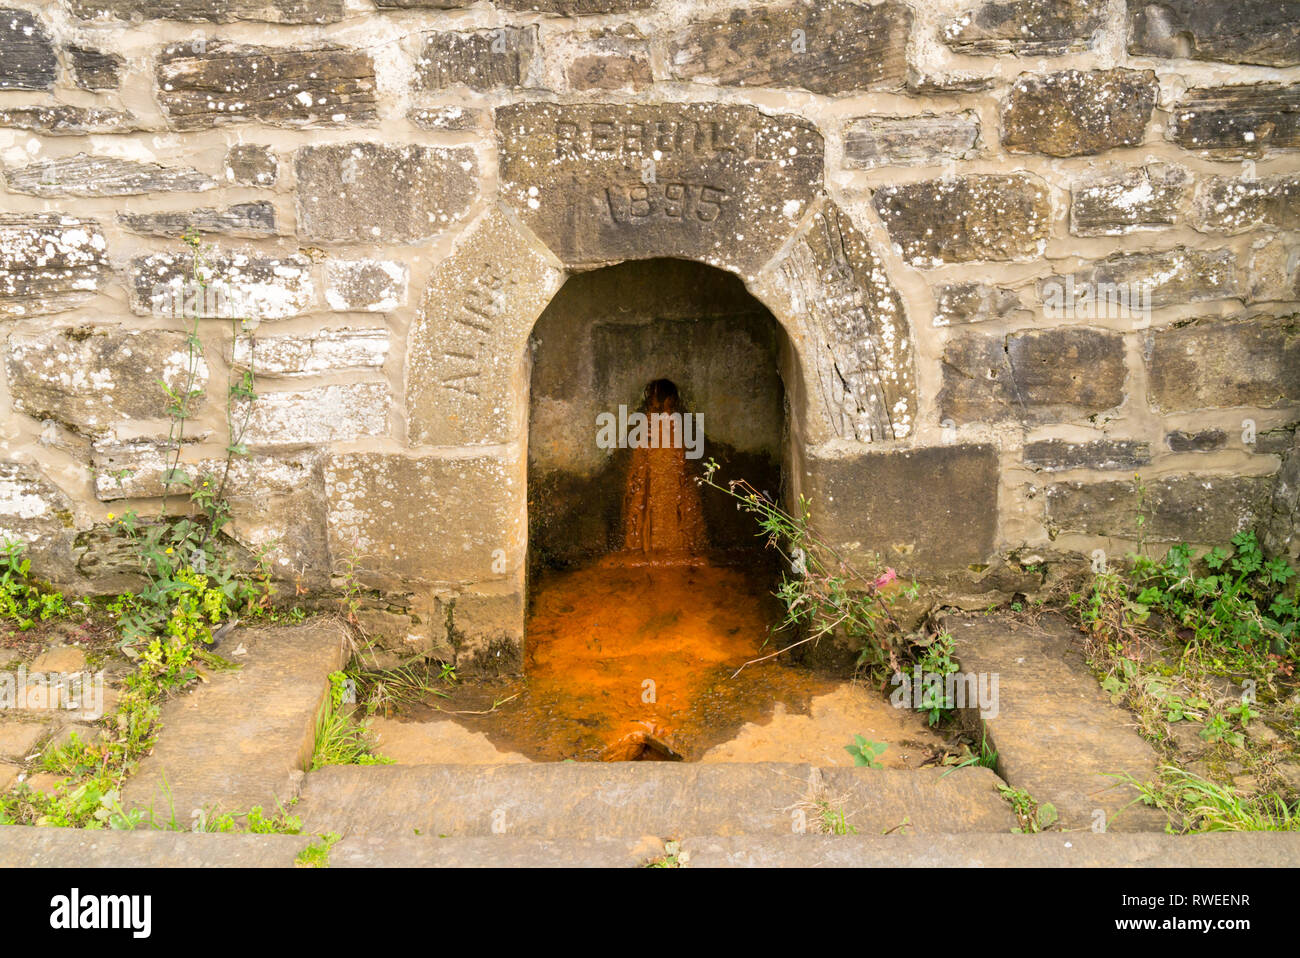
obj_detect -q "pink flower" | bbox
[873,568,897,588]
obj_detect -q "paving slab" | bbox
[30,646,87,673]
[0,721,48,762]
[681,832,1300,867]
[296,763,1017,839]
[121,621,348,822]
[0,825,309,867]
[945,613,1167,831]
[369,716,531,764]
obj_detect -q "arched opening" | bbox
[527,258,788,570]
[522,258,792,760]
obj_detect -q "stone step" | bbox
[0,824,309,868]
[677,832,1300,868]
[121,620,348,823]
[4,824,1296,869]
[296,762,1018,839]
[945,612,1168,832]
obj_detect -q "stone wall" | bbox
[0,0,1297,665]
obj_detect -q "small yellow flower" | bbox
[106,512,115,521]
[165,547,174,555]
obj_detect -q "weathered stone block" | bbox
[67,45,124,90]
[91,440,320,501]
[118,203,276,238]
[324,260,408,312]
[0,463,76,582]
[1045,475,1274,543]
[563,25,652,91]
[224,145,277,186]
[939,328,1126,425]
[843,112,980,169]
[667,1,911,94]
[295,143,478,245]
[1129,0,1300,67]
[0,106,142,136]
[754,202,916,442]
[416,26,537,91]
[943,0,1106,56]
[231,328,390,377]
[1146,315,1300,412]
[407,106,485,132]
[407,206,564,447]
[873,173,1050,267]
[230,486,330,585]
[243,383,390,446]
[1070,164,1188,236]
[1024,439,1151,471]
[324,450,524,586]
[1166,430,1228,453]
[5,327,207,435]
[129,250,313,320]
[354,608,446,658]
[0,9,55,90]
[496,102,822,274]
[439,588,525,672]
[1193,174,1300,233]
[569,52,650,90]
[156,41,377,130]
[0,214,108,318]
[1246,235,1300,303]
[1042,246,1236,311]
[1001,69,1157,157]
[4,154,214,197]
[69,0,346,22]
[1169,84,1300,156]
[802,444,999,570]
[933,283,1023,326]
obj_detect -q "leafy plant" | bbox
[845,735,888,768]
[817,803,858,835]
[645,840,688,868]
[1075,521,1298,676]
[997,784,1058,833]
[914,631,960,725]
[0,541,69,630]
[295,832,341,868]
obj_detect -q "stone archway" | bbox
[328,102,999,670]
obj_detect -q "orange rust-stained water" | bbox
[621,380,705,555]
[525,556,786,760]
[509,380,825,760]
